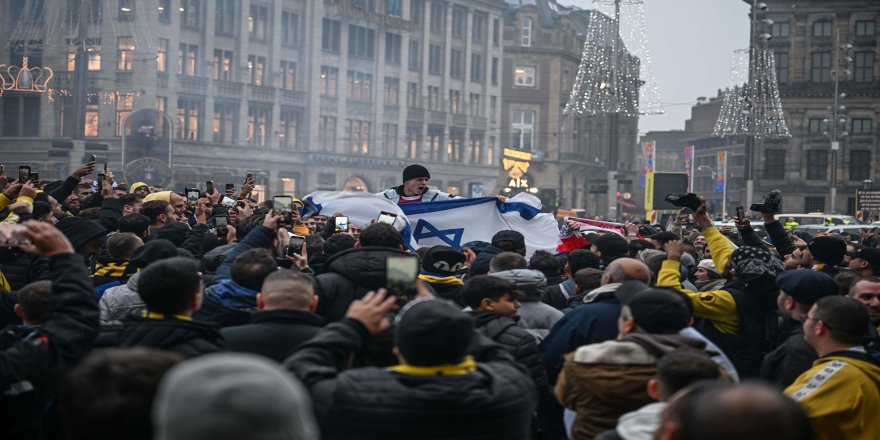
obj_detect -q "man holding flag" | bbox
[377,164,456,205]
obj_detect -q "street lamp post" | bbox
[698,165,727,218]
[826,28,853,213]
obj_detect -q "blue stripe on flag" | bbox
[398,197,540,220]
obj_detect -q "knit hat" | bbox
[130,239,179,269]
[808,236,847,265]
[55,217,107,252]
[489,269,547,300]
[402,164,430,182]
[143,190,172,203]
[623,289,691,334]
[637,248,665,266]
[491,230,526,250]
[776,270,838,306]
[153,353,318,440]
[730,246,784,282]
[421,245,466,276]
[394,299,474,366]
[697,259,719,275]
[148,222,190,247]
[130,182,149,194]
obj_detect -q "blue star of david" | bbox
[412,219,464,248]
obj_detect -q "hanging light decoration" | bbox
[714,48,791,138]
[564,0,664,117]
[0,56,54,94]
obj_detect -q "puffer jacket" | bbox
[193,280,259,328]
[490,269,563,342]
[93,311,222,358]
[555,333,707,440]
[285,318,537,439]
[377,186,455,204]
[472,311,549,399]
[0,248,50,292]
[98,272,145,325]
[314,246,412,323]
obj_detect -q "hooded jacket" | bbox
[785,350,880,440]
[556,333,707,440]
[194,280,259,328]
[93,311,222,358]
[314,246,412,323]
[378,186,455,204]
[55,217,107,254]
[489,269,562,343]
[472,311,549,399]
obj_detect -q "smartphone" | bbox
[287,235,306,257]
[0,224,28,247]
[225,183,235,193]
[215,216,228,236]
[736,206,745,220]
[336,216,349,232]
[97,174,106,184]
[28,172,38,181]
[18,166,30,183]
[386,256,420,302]
[103,162,108,173]
[1,165,5,174]
[377,211,397,225]
[89,154,96,162]
[244,173,255,184]
[186,188,200,205]
[221,196,236,208]
[205,180,215,195]
[273,195,293,222]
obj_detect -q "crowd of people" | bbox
[1,160,880,440]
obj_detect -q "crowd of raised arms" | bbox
[1,160,880,440]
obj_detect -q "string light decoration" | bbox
[564,0,664,116]
[713,48,791,138]
[0,56,54,94]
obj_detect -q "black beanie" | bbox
[402,164,430,182]
[421,245,466,276]
[394,299,474,366]
[808,236,847,265]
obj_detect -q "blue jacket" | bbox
[211,225,277,284]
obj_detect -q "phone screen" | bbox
[205,181,215,195]
[215,216,228,228]
[225,183,235,193]
[244,173,255,184]
[273,196,292,216]
[28,172,38,181]
[336,216,349,232]
[288,236,306,256]
[221,196,236,208]
[186,189,200,205]
[18,166,30,183]
[386,256,419,300]
[736,206,745,219]
[89,154,97,162]
[377,211,397,225]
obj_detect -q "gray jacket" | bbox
[517,302,563,343]
[377,187,455,204]
[98,272,145,325]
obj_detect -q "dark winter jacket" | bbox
[93,311,222,358]
[0,253,100,439]
[0,248,50,292]
[472,311,549,399]
[314,246,412,323]
[221,309,323,362]
[760,320,817,389]
[285,318,537,440]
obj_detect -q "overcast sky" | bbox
[567,0,752,134]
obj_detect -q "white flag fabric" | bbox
[302,191,406,230]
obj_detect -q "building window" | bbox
[346,119,371,154]
[87,38,101,71]
[318,116,336,149]
[178,44,198,76]
[764,149,785,179]
[771,21,789,38]
[346,70,373,101]
[281,11,299,46]
[247,106,270,146]
[472,13,486,44]
[430,2,445,34]
[470,53,483,82]
[383,123,398,157]
[156,38,168,72]
[521,18,532,47]
[408,40,421,71]
[385,33,402,64]
[383,77,399,105]
[348,25,376,59]
[449,89,460,114]
[512,110,535,151]
[450,49,463,78]
[410,0,422,28]
[248,4,268,40]
[447,128,464,162]
[491,57,498,85]
[428,44,444,75]
[280,60,296,90]
[428,126,443,160]
[215,0,236,34]
[427,85,441,111]
[407,82,419,108]
[468,132,483,164]
[66,40,76,71]
[84,94,99,137]
[812,20,832,37]
[775,52,788,83]
[247,55,266,86]
[212,102,238,144]
[469,93,480,115]
[117,36,134,70]
[452,7,466,39]
[176,98,202,140]
[156,96,166,113]
[493,18,500,47]
[856,20,876,37]
[811,52,831,82]
[320,66,338,96]
[850,150,871,181]
[406,124,421,159]
[488,136,495,165]
[852,118,873,135]
[322,19,341,52]
[158,0,170,21]
[854,52,874,83]
[213,49,234,81]
[490,96,497,123]
[279,109,300,149]
[181,0,201,28]
[807,118,828,134]
[115,93,133,136]
[804,196,825,213]
[386,0,401,16]
[806,150,828,180]
[2,96,40,137]
[515,65,536,87]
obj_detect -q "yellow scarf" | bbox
[142,310,193,321]
[94,261,131,278]
[418,274,464,286]
[0,270,11,293]
[386,356,476,376]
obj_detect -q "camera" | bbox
[664,193,701,211]
[750,189,782,214]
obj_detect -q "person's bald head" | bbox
[256,270,316,312]
[602,257,651,285]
